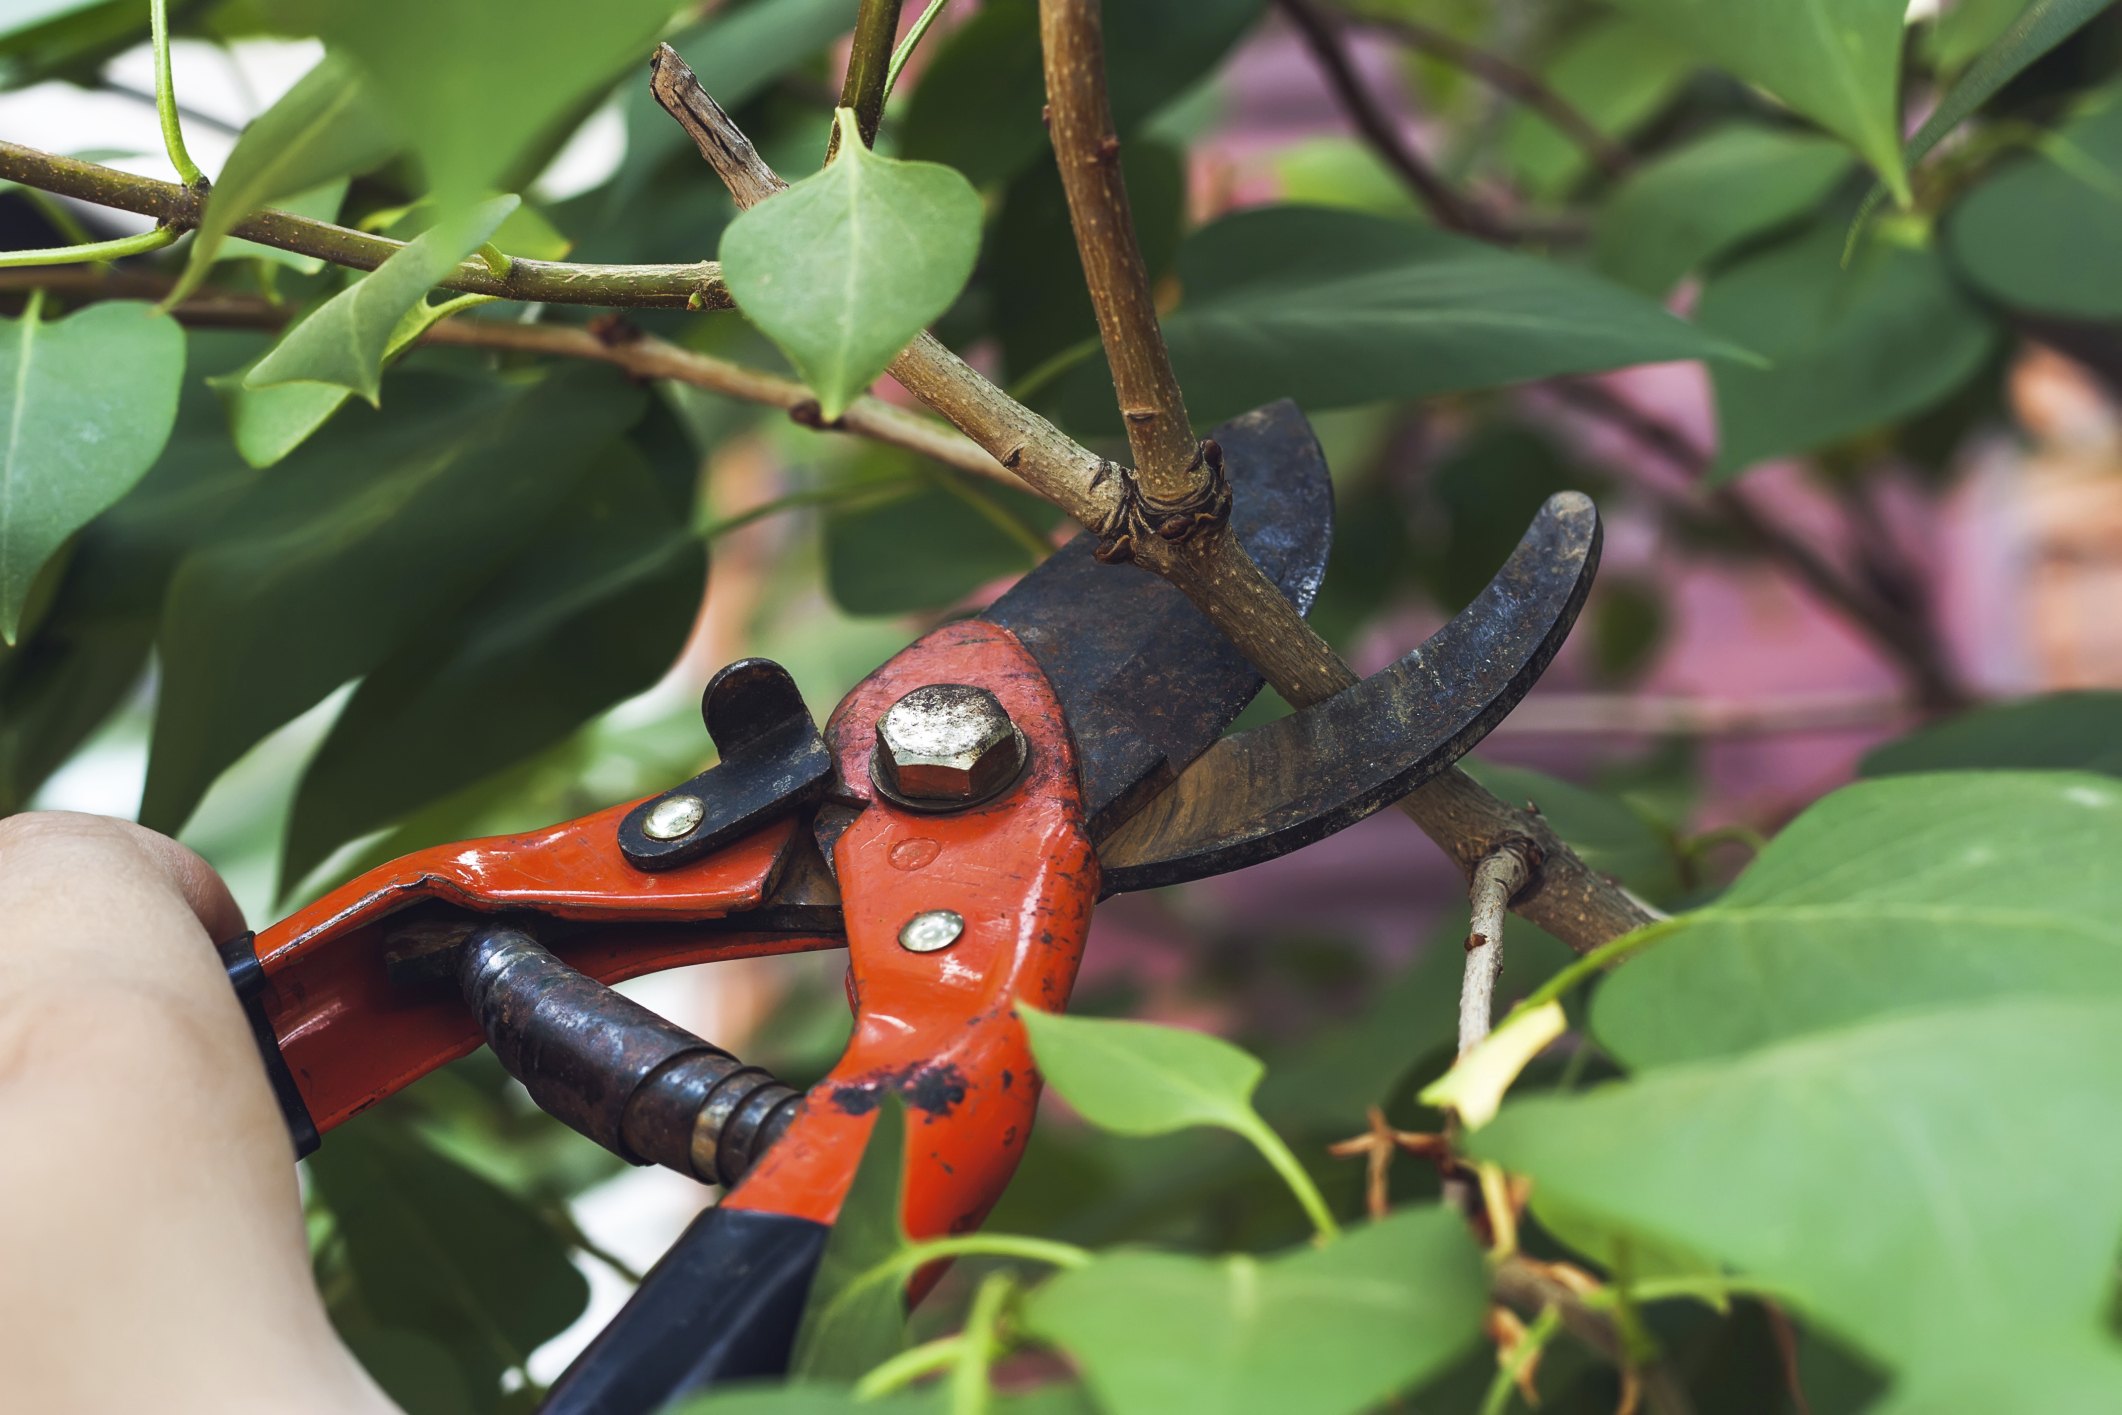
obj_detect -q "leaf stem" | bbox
[948,1272,1015,1415]
[854,1335,964,1400]
[886,0,953,100]
[0,225,179,268]
[148,0,204,187]
[1240,1115,1342,1241]
[891,1232,1093,1278]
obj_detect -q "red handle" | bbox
[723,620,1098,1241]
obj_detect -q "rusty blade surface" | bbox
[1096,492,1601,895]
[983,399,1334,841]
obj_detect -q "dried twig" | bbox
[0,141,729,309]
[1460,842,1534,1056]
[1275,0,1505,239]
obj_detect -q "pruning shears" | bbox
[223,400,1600,1414]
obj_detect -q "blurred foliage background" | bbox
[5,0,2122,1410]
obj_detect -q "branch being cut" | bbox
[655,39,1657,952]
[0,142,729,309]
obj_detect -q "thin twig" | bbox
[1342,8,1632,177]
[0,266,1008,482]
[1275,0,1504,239]
[655,38,1659,954]
[649,43,1120,528]
[1549,379,1969,712]
[1460,842,1534,1056]
[1037,0,1202,499]
[0,141,730,309]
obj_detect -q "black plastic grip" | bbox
[218,931,320,1160]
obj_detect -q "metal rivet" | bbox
[898,909,965,953]
[643,794,705,840]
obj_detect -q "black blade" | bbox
[1097,492,1601,894]
[983,399,1333,841]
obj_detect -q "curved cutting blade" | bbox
[982,399,1334,841]
[1095,491,1601,895]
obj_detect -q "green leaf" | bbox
[1920,0,2109,169]
[246,197,517,403]
[790,1097,911,1380]
[721,111,982,421]
[168,54,396,304]
[1699,216,1997,481]
[1605,0,1912,201]
[1049,205,1750,432]
[1862,693,2122,778]
[1947,87,2122,318]
[1593,126,1853,294]
[1474,997,2122,1377]
[281,0,673,205]
[1587,772,2122,1069]
[1018,1005,1268,1139]
[823,465,1057,617]
[1021,1207,1487,1415]
[142,366,644,833]
[212,369,355,470]
[309,1116,590,1390]
[1499,16,1695,198]
[0,300,185,643]
[222,178,351,276]
[281,444,702,889]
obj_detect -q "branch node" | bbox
[587,313,642,347]
[1090,439,1231,564]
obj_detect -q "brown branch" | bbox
[1037,0,1203,501]
[0,267,1007,483]
[0,141,730,309]
[832,0,904,157]
[1275,0,1504,239]
[650,42,1120,531]
[1342,8,1633,178]
[650,38,1657,953]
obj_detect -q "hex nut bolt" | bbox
[873,683,1027,808]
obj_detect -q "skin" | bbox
[0,811,397,1415]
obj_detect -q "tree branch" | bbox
[649,43,1121,530]
[664,41,1657,953]
[833,0,904,156]
[1275,0,1504,239]
[1341,8,1633,178]
[0,141,731,309]
[1037,0,1203,501]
